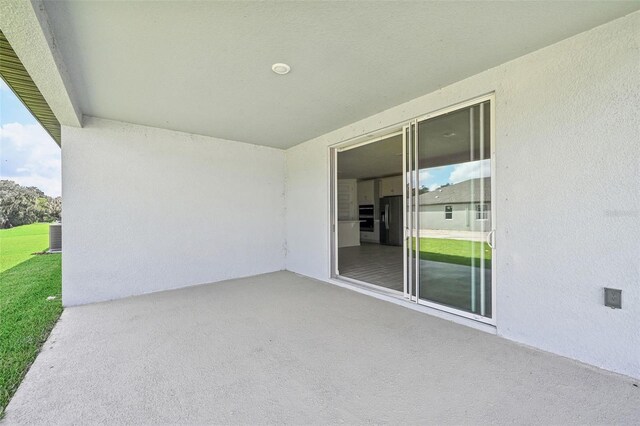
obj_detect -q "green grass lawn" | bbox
[0,223,62,417]
[418,237,492,269]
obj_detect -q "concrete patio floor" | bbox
[4,271,639,424]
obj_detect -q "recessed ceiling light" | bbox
[272,63,291,75]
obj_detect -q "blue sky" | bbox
[0,78,61,197]
[419,159,490,191]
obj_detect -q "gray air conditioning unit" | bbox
[49,222,62,253]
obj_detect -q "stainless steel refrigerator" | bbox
[380,196,403,246]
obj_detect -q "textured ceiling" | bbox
[338,134,403,180]
[44,1,639,149]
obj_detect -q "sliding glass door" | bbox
[404,97,495,322]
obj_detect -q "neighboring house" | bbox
[419,178,491,232]
[1,2,638,382]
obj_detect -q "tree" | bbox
[49,197,62,220]
[0,180,61,228]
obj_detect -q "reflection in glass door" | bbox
[405,98,494,320]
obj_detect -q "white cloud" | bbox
[0,122,61,197]
[449,159,491,184]
[418,169,431,187]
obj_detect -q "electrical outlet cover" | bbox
[604,288,622,309]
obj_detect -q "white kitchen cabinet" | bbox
[379,175,403,197]
[357,179,375,204]
[337,179,358,220]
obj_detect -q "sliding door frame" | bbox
[407,93,497,325]
[328,92,497,327]
[329,130,404,293]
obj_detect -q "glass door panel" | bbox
[415,101,493,318]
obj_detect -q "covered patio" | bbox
[5,272,639,424]
[1,1,639,420]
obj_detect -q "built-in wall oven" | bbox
[359,204,374,232]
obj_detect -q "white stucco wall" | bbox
[285,12,640,378]
[62,117,286,306]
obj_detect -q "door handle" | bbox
[384,205,390,230]
[486,230,496,249]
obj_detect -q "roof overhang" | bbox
[0,29,61,144]
[0,0,82,146]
